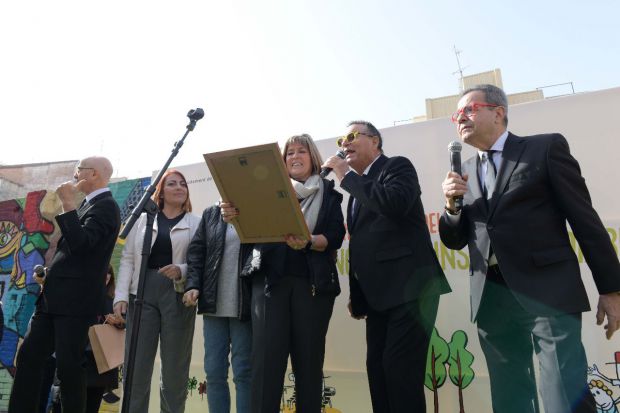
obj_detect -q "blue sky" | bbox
[1,0,618,178]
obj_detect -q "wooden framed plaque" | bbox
[203,143,310,243]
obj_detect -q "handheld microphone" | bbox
[448,141,463,211]
[33,264,46,278]
[320,150,346,178]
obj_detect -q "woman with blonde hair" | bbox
[114,169,200,413]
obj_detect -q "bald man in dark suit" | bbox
[10,156,121,413]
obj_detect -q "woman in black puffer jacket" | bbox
[184,205,256,413]
[221,133,346,413]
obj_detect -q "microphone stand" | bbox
[119,108,204,413]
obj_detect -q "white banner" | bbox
[174,86,620,412]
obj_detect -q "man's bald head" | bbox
[74,156,114,194]
[85,156,114,182]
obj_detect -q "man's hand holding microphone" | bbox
[442,141,469,214]
[442,173,469,214]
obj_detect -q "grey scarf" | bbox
[291,174,323,233]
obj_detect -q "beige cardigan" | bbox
[114,212,201,305]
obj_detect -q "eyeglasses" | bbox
[75,166,95,172]
[451,102,502,123]
[336,131,376,147]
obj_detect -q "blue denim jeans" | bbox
[203,315,252,413]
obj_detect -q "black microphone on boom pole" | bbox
[186,108,204,131]
[448,141,463,212]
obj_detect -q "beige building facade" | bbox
[421,68,544,121]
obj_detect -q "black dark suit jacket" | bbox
[342,154,451,316]
[40,191,121,317]
[439,133,620,320]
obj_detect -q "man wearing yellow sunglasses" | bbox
[323,120,451,413]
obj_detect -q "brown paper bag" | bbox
[88,323,125,373]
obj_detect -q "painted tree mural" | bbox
[187,376,198,397]
[448,330,475,413]
[424,328,476,412]
[425,327,450,413]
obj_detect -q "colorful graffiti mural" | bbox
[0,191,58,410]
[0,177,149,412]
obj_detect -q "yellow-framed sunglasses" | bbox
[336,131,376,147]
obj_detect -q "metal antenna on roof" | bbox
[452,45,468,92]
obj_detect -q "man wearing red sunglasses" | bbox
[440,84,620,413]
[324,120,451,413]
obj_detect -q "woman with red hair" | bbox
[114,169,200,413]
